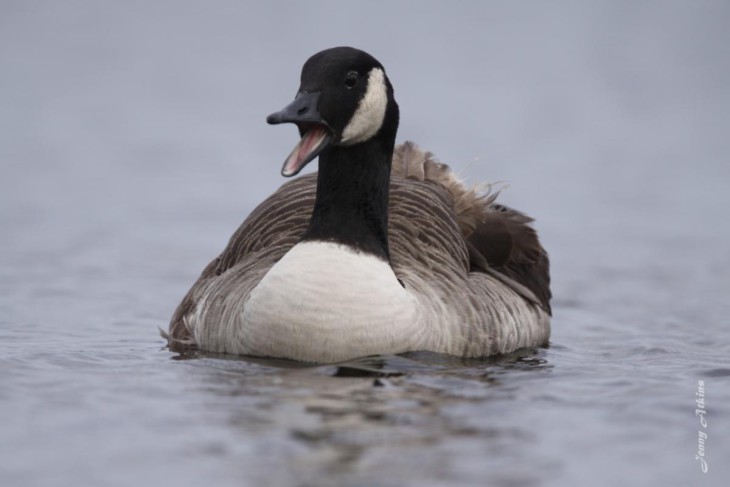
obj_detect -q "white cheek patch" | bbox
[341,68,388,145]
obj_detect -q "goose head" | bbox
[267,47,399,177]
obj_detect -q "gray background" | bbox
[1,1,728,486]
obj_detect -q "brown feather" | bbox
[393,142,551,314]
[168,142,552,353]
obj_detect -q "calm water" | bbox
[1,2,729,486]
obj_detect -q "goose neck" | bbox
[303,140,393,260]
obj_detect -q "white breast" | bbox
[235,241,421,362]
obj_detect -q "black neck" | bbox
[302,138,394,261]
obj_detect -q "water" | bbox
[1,2,729,486]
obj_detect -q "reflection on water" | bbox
[173,348,557,487]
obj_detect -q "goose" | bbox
[167,46,551,363]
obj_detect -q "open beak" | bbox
[267,91,332,177]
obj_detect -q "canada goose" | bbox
[167,47,551,363]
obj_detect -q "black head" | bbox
[267,47,399,176]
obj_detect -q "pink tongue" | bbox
[282,126,327,176]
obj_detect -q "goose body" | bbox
[168,47,551,363]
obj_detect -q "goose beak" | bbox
[267,91,332,177]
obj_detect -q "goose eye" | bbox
[344,71,359,89]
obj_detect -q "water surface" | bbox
[1,2,728,486]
